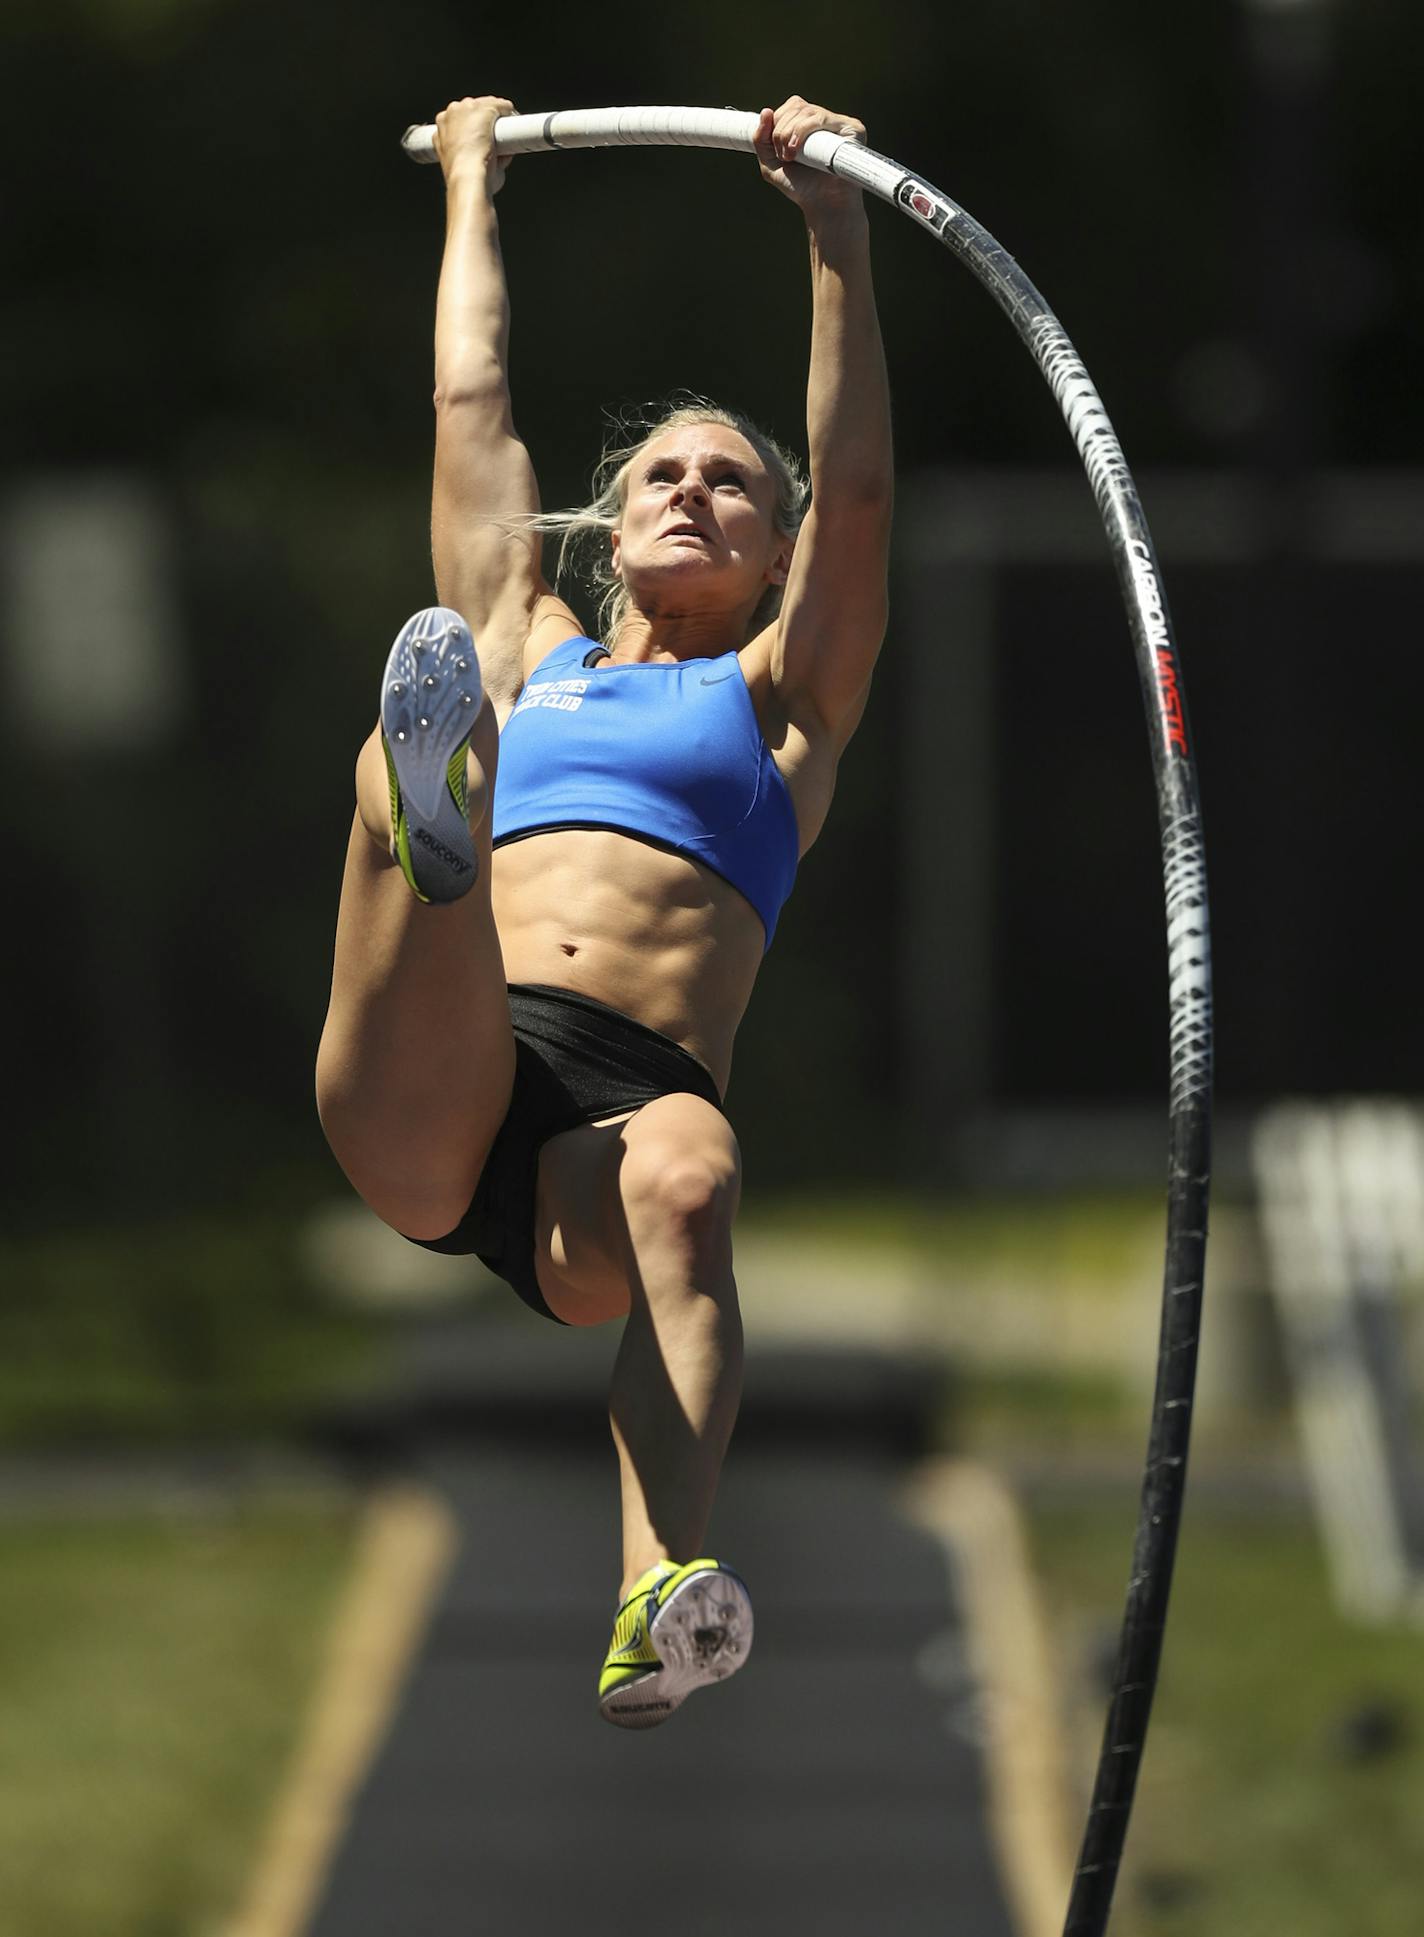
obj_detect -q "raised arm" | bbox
[756,100,894,739]
[430,98,574,714]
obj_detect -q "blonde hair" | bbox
[530,395,809,646]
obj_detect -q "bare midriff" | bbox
[490,828,768,1095]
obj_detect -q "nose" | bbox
[672,474,709,507]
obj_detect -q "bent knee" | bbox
[620,1127,742,1244]
[326,1140,478,1244]
[315,1067,480,1243]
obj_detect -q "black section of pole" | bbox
[1063,1116,1210,1930]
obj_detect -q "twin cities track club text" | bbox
[511,678,589,716]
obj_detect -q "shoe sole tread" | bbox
[599,1565,753,1730]
[380,607,481,903]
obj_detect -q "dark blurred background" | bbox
[4,0,1420,1225]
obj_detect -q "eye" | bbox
[716,471,747,491]
[647,464,675,483]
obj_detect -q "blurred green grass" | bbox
[1029,1496,1424,1937]
[0,1217,391,1446]
[0,1190,1168,1446]
[0,1499,357,1937]
[744,1187,1165,1280]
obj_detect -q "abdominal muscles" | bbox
[490,828,766,1091]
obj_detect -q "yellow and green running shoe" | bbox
[598,1557,753,1730]
[380,606,482,903]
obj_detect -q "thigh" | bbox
[533,1094,740,1326]
[318,700,515,1239]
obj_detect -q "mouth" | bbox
[662,523,710,542]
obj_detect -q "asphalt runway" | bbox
[303,1333,1020,1937]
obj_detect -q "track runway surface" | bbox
[305,1333,1019,1937]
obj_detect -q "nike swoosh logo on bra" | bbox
[699,670,738,685]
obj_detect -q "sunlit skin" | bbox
[606,429,792,661]
[318,92,892,1606]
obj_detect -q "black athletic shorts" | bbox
[408,983,725,1323]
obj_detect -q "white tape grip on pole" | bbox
[400,107,859,174]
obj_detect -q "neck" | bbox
[610,600,757,664]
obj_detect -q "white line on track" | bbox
[902,1458,1076,1937]
[220,1486,458,1937]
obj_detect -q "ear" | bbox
[610,528,622,575]
[766,533,794,587]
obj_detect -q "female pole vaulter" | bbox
[316,93,892,1727]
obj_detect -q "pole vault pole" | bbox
[403,106,1215,1935]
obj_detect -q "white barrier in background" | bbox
[1253,1100,1424,1625]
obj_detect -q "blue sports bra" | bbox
[491,634,799,947]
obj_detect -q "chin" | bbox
[631,559,720,596]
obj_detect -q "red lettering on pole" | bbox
[1156,650,1189,756]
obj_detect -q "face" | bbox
[610,425,791,619]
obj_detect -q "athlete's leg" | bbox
[315,659,514,1241]
[535,1094,744,1598]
